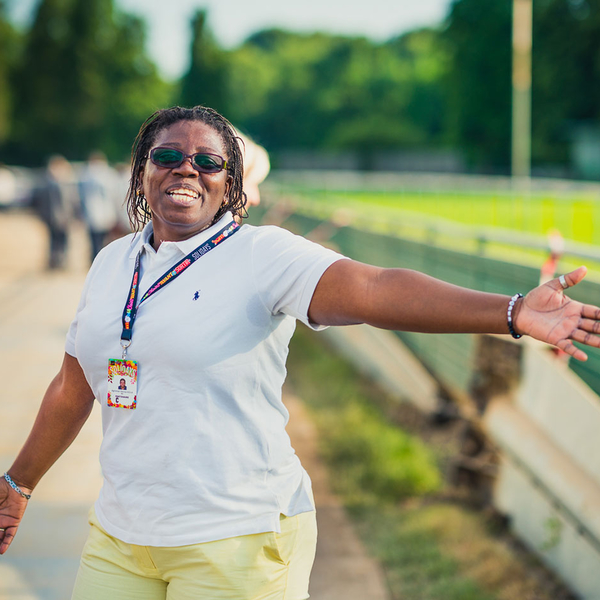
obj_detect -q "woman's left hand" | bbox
[515,266,600,361]
[0,477,30,555]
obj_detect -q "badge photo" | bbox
[107,359,138,409]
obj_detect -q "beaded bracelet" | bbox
[507,293,523,339]
[3,472,31,500]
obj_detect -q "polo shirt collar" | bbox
[128,212,235,259]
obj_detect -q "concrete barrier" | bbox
[324,323,600,599]
[322,325,439,414]
[485,341,600,599]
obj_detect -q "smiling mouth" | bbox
[166,188,199,204]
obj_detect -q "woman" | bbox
[1,106,599,600]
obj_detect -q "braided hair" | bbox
[126,106,247,232]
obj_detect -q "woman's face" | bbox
[141,120,232,247]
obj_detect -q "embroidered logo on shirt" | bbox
[193,290,201,301]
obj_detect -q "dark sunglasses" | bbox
[149,147,228,173]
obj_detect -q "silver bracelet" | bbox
[3,472,31,500]
[507,293,523,339]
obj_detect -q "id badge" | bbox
[107,359,138,409]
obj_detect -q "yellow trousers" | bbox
[71,508,317,600]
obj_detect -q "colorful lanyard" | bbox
[120,220,240,356]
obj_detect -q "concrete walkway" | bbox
[0,211,390,600]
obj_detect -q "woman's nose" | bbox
[172,156,199,176]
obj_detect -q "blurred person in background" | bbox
[79,151,120,262]
[0,163,17,208]
[237,131,270,210]
[33,155,78,270]
[539,229,569,361]
[105,161,135,241]
[540,229,565,286]
[2,105,599,600]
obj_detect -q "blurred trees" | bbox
[532,0,600,164]
[443,0,513,170]
[0,1,19,146]
[1,1,600,174]
[61,0,171,159]
[101,12,172,159]
[9,0,73,164]
[444,0,600,171]
[224,1,600,173]
[179,10,229,115]
[327,29,448,168]
[227,29,449,167]
[7,0,171,165]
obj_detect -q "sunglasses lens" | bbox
[152,148,183,167]
[151,148,225,172]
[194,154,222,173]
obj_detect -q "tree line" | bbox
[0,0,599,173]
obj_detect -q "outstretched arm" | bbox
[308,260,600,361]
[0,353,95,554]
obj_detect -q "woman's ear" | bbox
[138,163,145,191]
[223,174,233,203]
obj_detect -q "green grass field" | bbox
[265,181,600,276]
[281,188,600,244]
[343,191,597,243]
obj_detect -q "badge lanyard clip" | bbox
[120,339,131,360]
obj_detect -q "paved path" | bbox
[0,211,389,600]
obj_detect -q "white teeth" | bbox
[170,193,195,203]
[167,189,198,202]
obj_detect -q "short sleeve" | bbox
[250,226,347,330]
[65,245,110,357]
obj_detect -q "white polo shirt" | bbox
[65,212,344,547]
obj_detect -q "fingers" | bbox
[0,526,16,555]
[581,304,600,320]
[556,323,600,361]
[553,266,587,291]
[553,319,600,361]
[578,317,600,334]
[556,339,588,361]
[571,328,600,348]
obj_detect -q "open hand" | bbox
[0,477,30,554]
[515,266,600,361]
